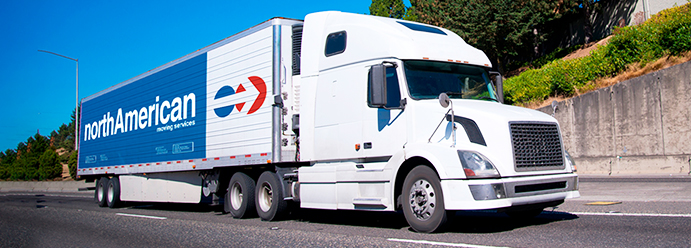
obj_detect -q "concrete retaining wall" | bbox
[0,181,94,193]
[538,61,691,175]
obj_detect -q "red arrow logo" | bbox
[212,76,267,118]
[247,76,266,115]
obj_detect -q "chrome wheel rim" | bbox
[409,179,436,220]
[107,182,114,204]
[98,183,105,201]
[258,183,273,212]
[230,182,243,211]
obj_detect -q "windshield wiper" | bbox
[476,96,499,102]
[443,92,498,102]
[445,92,463,98]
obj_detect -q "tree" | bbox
[410,0,576,73]
[39,149,61,181]
[1,105,79,181]
[29,133,50,156]
[581,0,594,44]
[68,150,78,180]
[1,150,12,165]
[0,166,7,180]
[63,107,79,151]
[10,160,25,181]
[370,0,417,21]
[1,149,17,180]
[0,150,9,179]
[50,124,70,149]
[7,133,52,180]
[578,0,609,45]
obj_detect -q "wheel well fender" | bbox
[393,157,439,210]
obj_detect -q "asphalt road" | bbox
[1,189,690,248]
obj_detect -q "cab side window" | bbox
[325,31,347,57]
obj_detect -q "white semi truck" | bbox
[78,11,579,233]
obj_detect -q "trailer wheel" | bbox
[402,165,448,233]
[106,177,122,208]
[95,177,109,207]
[255,171,287,221]
[225,172,256,218]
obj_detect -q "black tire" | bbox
[255,171,288,221]
[95,177,109,207]
[106,177,122,208]
[225,172,256,218]
[402,165,449,233]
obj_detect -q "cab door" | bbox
[362,62,407,159]
[333,62,406,210]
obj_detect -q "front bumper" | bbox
[441,173,580,210]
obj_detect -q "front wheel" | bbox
[402,166,448,233]
[255,171,288,221]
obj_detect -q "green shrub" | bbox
[0,166,8,180]
[505,2,691,105]
[59,151,71,164]
[658,4,691,55]
[25,167,39,181]
[10,164,25,181]
[39,149,62,181]
[533,45,583,69]
[18,157,40,181]
[68,151,78,180]
[506,45,583,72]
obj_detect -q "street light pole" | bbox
[38,50,79,151]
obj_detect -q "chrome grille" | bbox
[510,122,564,171]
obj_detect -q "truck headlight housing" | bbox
[565,150,577,172]
[457,151,500,178]
[469,183,506,200]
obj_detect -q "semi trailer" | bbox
[78,11,579,233]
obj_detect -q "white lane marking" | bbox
[116,213,167,220]
[387,238,509,248]
[571,212,691,218]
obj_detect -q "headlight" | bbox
[457,151,500,178]
[565,150,577,172]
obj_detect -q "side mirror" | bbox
[369,64,387,107]
[489,71,504,104]
[439,93,450,108]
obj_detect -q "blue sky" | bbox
[0,0,381,151]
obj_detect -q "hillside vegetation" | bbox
[504,2,691,107]
[0,110,78,181]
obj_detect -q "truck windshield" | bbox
[403,60,497,101]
